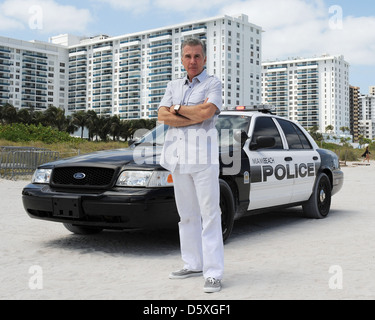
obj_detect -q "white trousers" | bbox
[172,164,224,280]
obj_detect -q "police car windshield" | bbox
[132,115,251,148]
[132,123,168,147]
[216,115,251,148]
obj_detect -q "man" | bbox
[158,38,224,293]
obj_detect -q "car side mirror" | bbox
[234,130,249,146]
[250,136,276,150]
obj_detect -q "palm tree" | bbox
[146,119,157,130]
[308,125,323,143]
[17,108,32,125]
[1,103,17,124]
[97,116,111,141]
[85,110,99,141]
[325,125,334,133]
[119,120,132,142]
[129,119,147,140]
[340,126,350,134]
[72,111,88,139]
[0,105,3,124]
[44,106,66,131]
[110,115,121,141]
[31,110,45,126]
[65,115,78,135]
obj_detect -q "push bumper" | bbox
[22,184,179,230]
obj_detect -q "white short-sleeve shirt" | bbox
[158,70,223,174]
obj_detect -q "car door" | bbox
[276,118,321,203]
[244,116,294,211]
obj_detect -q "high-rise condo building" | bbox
[359,93,375,140]
[0,36,69,110]
[349,86,361,142]
[262,54,350,135]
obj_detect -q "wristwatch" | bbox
[174,104,181,113]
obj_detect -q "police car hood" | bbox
[38,146,163,169]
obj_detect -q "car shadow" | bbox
[226,206,356,245]
[44,207,354,256]
[45,227,181,257]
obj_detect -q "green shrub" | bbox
[337,148,359,162]
[0,123,79,144]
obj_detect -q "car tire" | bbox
[63,223,103,235]
[220,179,235,243]
[303,173,332,219]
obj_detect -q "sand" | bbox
[0,161,374,300]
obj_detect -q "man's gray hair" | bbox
[181,37,206,58]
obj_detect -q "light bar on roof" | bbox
[234,104,275,112]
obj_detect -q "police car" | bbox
[22,105,344,242]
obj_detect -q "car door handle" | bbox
[284,157,293,162]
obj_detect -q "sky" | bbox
[0,0,374,93]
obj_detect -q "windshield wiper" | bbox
[133,141,163,147]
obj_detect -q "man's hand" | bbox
[177,98,218,123]
[158,106,201,128]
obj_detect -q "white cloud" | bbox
[92,0,151,14]
[0,0,92,34]
[221,0,375,66]
[322,16,375,65]
[154,0,228,12]
[0,13,25,31]
[222,0,326,30]
[92,0,228,15]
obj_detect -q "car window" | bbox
[294,124,312,149]
[216,115,251,148]
[133,123,168,146]
[277,119,312,150]
[251,117,283,149]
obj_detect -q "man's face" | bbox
[181,45,207,81]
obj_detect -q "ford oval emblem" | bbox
[73,172,86,180]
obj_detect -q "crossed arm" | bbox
[158,100,218,127]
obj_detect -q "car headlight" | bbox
[147,171,174,187]
[32,169,52,184]
[333,156,340,169]
[116,171,173,187]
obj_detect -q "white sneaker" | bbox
[204,277,222,293]
[169,269,203,279]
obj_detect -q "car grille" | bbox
[51,167,116,188]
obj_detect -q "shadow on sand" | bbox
[44,207,354,256]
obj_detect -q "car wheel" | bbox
[63,223,103,235]
[303,173,332,219]
[220,179,235,243]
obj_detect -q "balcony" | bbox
[0,74,10,80]
[0,48,11,53]
[150,42,172,49]
[149,49,172,56]
[0,60,11,66]
[149,71,171,76]
[149,63,172,69]
[149,85,167,90]
[149,93,164,97]
[23,52,47,60]
[149,77,171,83]
[120,38,141,45]
[149,56,172,63]
[149,32,172,40]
